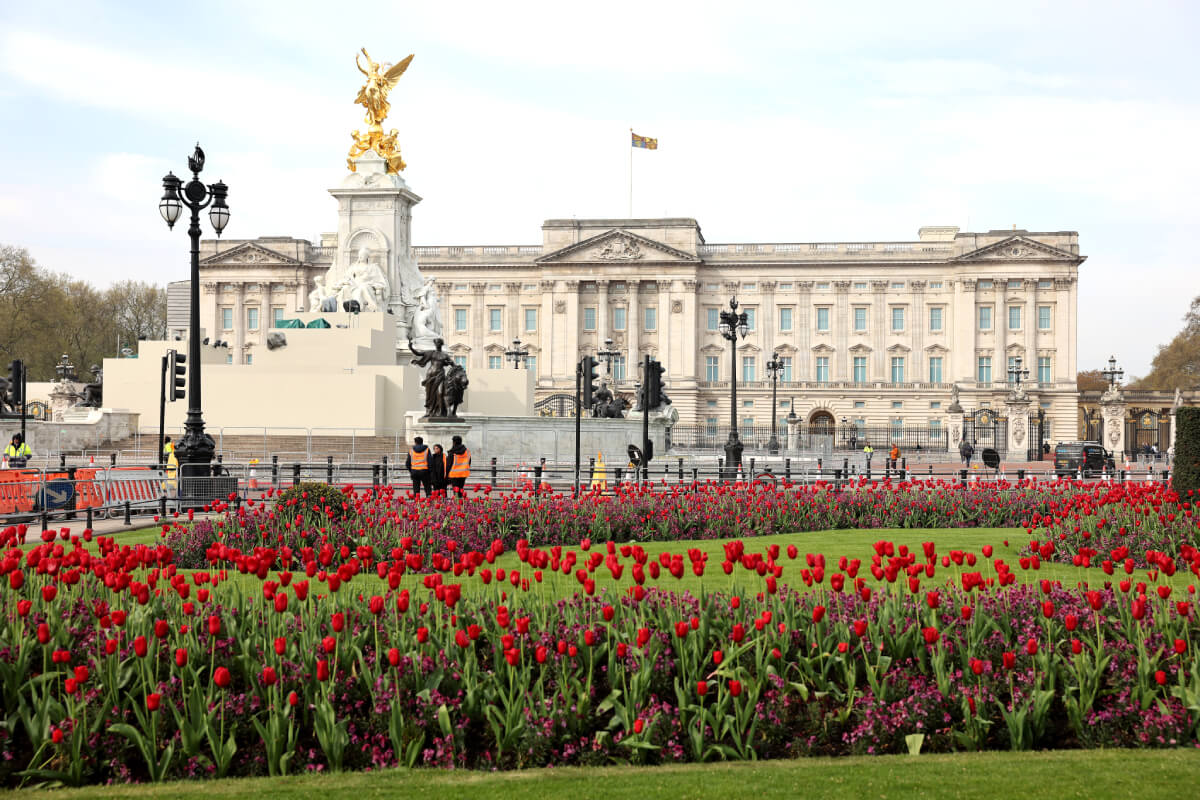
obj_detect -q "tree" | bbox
[107,281,168,343]
[1076,370,1111,392]
[1133,296,1200,390]
[0,246,61,378]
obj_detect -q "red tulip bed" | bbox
[1,479,1198,785]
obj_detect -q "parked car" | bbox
[1054,441,1115,477]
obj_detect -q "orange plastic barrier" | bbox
[74,468,104,510]
[0,470,38,514]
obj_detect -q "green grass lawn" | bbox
[28,524,1194,603]
[15,749,1200,800]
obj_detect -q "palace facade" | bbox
[188,217,1083,445]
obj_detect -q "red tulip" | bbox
[146,693,161,711]
[41,585,57,602]
[214,666,231,688]
[1155,669,1168,685]
[316,660,330,681]
[261,666,277,686]
[729,679,742,697]
[387,647,400,667]
[696,680,708,697]
[175,647,188,667]
[812,605,826,624]
[1002,651,1016,670]
[455,629,470,648]
[274,636,287,655]
[133,636,148,658]
[288,690,300,706]
[207,615,221,636]
[274,593,288,614]
[1064,614,1078,632]
[331,612,345,632]
[633,718,645,734]
[1071,638,1083,655]
[1176,639,1187,655]
[1025,638,1038,656]
[922,627,939,645]
[417,627,429,643]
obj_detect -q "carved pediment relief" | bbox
[1005,342,1026,353]
[700,344,726,355]
[924,344,949,354]
[772,343,799,354]
[848,343,872,354]
[954,235,1081,263]
[483,343,507,354]
[200,243,303,267]
[535,229,701,264]
[811,343,835,354]
[886,343,911,353]
[448,343,471,354]
[736,342,763,353]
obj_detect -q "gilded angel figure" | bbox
[354,49,413,128]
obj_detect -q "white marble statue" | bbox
[331,246,389,311]
[406,276,443,347]
[308,275,331,311]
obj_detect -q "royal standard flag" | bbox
[632,132,658,150]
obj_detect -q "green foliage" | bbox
[273,482,349,523]
[0,245,167,380]
[1173,407,1200,498]
[1076,370,1110,392]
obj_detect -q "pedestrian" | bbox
[429,443,447,495]
[4,433,31,468]
[862,443,873,469]
[405,436,432,497]
[888,443,900,469]
[162,435,174,462]
[960,439,975,469]
[446,435,471,496]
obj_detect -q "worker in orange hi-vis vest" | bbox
[405,436,432,497]
[446,435,471,496]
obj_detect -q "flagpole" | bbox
[628,128,633,218]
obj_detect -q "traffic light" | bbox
[581,355,600,410]
[7,360,24,405]
[168,349,186,401]
[645,358,668,410]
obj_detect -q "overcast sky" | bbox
[1,0,1196,377]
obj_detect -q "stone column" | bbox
[596,280,609,345]
[626,280,640,377]
[911,280,926,383]
[234,283,246,364]
[1006,395,1032,461]
[468,282,487,371]
[796,282,812,379]
[761,281,777,361]
[505,282,521,341]
[538,280,555,387]
[834,281,850,380]
[786,413,801,450]
[657,280,673,374]
[871,280,888,379]
[1101,395,1127,458]
[565,280,581,371]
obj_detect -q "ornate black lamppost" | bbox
[765,351,784,453]
[1007,355,1030,388]
[718,297,750,478]
[1101,355,1124,392]
[505,337,530,369]
[159,144,229,478]
[597,337,622,377]
[54,354,76,382]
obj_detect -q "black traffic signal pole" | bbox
[20,367,26,442]
[158,354,167,466]
[642,353,651,483]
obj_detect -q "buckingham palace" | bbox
[187,217,1082,447]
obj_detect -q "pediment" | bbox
[954,235,1081,263]
[811,343,835,354]
[848,343,872,354]
[483,343,507,354]
[700,344,725,355]
[535,229,701,264]
[200,242,303,267]
[448,344,471,354]
[886,343,911,353]
[736,342,762,353]
[1005,343,1026,353]
[772,343,798,354]
[924,344,949,354]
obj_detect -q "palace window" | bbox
[891,281,905,289]
[1008,306,1022,330]
[526,355,537,374]
[853,356,867,384]
[854,282,868,290]
[744,308,756,330]
[781,356,793,382]
[454,308,467,332]
[778,283,793,291]
[892,401,903,409]
[977,356,992,382]
[612,355,625,380]
[225,353,233,364]
[246,307,259,331]
[454,356,467,369]
[815,357,829,384]
[742,283,756,291]
[706,308,718,330]
[891,418,903,438]
[853,401,865,409]
[584,307,597,331]
[644,307,656,331]
[489,308,502,332]
[221,308,233,330]
[854,307,867,331]
[929,281,943,289]
[890,357,905,384]
[271,307,284,328]
[891,307,905,331]
[1008,279,1023,289]
[1038,356,1052,383]
[978,280,994,289]
[487,283,502,292]
[613,307,626,331]
[816,307,830,331]
[742,356,756,382]
[928,356,943,383]
[245,354,253,366]
[705,356,719,382]
[930,419,942,436]
[1038,279,1053,289]
[931,401,941,409]
[978,306,993,330]
[779,307,793,331]
[816,281,830,290]
[1038,305,1051,330]
[524,308,538,332]
[929,307,943,331]
[488,355,501,370]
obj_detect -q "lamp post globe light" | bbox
[765,351,785,453]
[1101,355,1124,391]
[1007,355,1030,389]
[159,144,229,479]
[597,337,621,376]
[718,297,750,478]
[505,337,530,369]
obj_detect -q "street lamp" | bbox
[841,415,849,450]
[159,144,229,480]
[718,297,750,478]
[1101,355,1124,391]
[54,354,76,382]
[1007,355,1030,388]
[765,351,785,453]
[597,337,621,377]
[505,337,530,369]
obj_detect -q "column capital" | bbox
[761,280,778,291]
[870,280,888,292]
[909,279,927,292]
[469,282,487,293]
[656,279,673,291]
[539,279,557,291]
[565,280,580,290]
[504,281,522,292]
[595,279,610,289]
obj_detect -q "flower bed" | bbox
[1,522,1199,784]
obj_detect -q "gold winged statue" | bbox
[348,48,413,174]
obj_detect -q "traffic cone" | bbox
[249,458,259,490]
[89,455,94,465]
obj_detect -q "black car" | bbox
[1054,441,1115,477]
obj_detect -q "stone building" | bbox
[190,217,1084,447]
